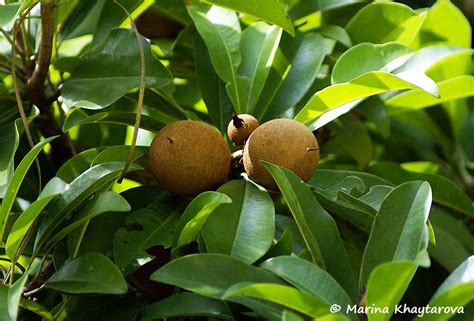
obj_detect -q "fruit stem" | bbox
[231,112,245,128]
[307,147,320,152]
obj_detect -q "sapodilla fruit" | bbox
[227,113,259,146]
[149,120,231,197]
[243,118,319,190]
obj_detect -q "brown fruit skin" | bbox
[149,120,231,197]
[227,114,259,146]
[136,8,183,39]
[243,118,319,190]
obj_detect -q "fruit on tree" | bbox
[149,120,231,196]
[243,118,319,190]
[227,113,259,146]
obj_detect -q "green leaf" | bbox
[0,123,18,177]
[416,256,474,321]
[193,35,234,133]
[0,3,20,28]
[0,136,57,243]
[329,113,373,168]
[261,256,355,320]
[307,169,391,193]
[360,181,432,286]
[18,298,53,321]
[61,28,172,108]
[263,162,356,300]
[46,253,127,294]
[223,283,330,318]
[368,162,474,217]
[366,261,417,321]
[34,162,142,251]
[202,180,275,265]
[239,22,282,114]
[141,293,233,320]
[256,32,326,120]
[150,253,284,298]
[174,191,231,247]
[0,273,28,321]
[62,108,165,133]
[295,71,439,130]
[5,194,57,260]
[429,222,470,272]
[332,42,413,84]
[386,76,474,114]
[346,2,426,46]
[114,194,184,269]
[201,0,294,36]
[188,5,248,113]
[413,0,471,49]
[43,191,130,253]
[56,148,103,183]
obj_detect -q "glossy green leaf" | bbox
[114,193,184,269]
[413,0,471,49]
[91,145,144,166]
[174,191,231,247]
[386,76,474,114]
[366,261,417,321]
[0,3,20,28]
[295,71,439,130]
[188,5,248,113]
[202,0,294,36]
[62,108,165,133]
[0,273,28,321]
[34,162,142,251]
[0,136,57,243]
[46,253,127,294]
[261,227,293,260]
[239,22,282,114]
[43,191,130,253]
[358,186,394,212]
[346,2,425,46]
[261,256,355,320]
[202,180,275,264]
[151,253,284,298]
[263,162,356,300]
[5,195,57,260]
[329,113,373,168]
[193,35,234,133]
[368,162,474,217]
[416,256,474,321]
[223,283,330,318]
[308,169,391,193]
[256,32,326,120]
[394,46,472,76]
[360,181,432,286]
[430,223,470,272]
[61,28,172,109]
[141,293,233,320]
[332,42,413,84]
[56,148,103,183]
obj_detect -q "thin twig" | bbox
[114,0,146,183]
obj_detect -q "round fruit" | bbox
[136,8,183,39]
[243,118,319,190]
[227,113,259,146]
[149,120,231,196]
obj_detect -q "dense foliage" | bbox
[0,0,473,320]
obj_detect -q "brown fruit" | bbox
[136,8,183,39]
[149,120,231,196]
[243,118,319,190]
[227,113,259,146]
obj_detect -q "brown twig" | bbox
[25,2,54,110]
[114,0,146,183]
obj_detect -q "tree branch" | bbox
[25,2,54,110]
